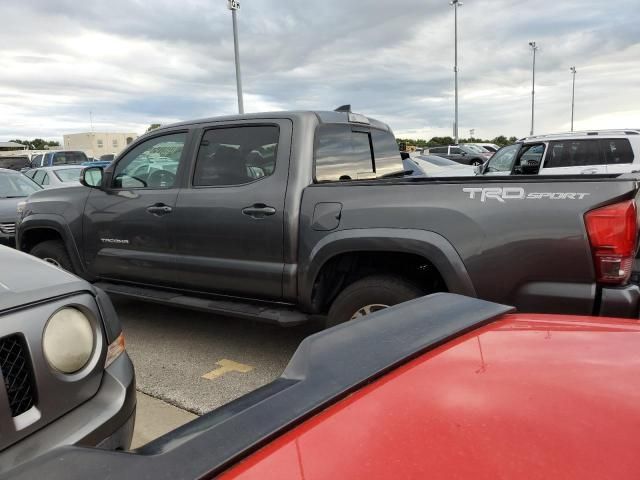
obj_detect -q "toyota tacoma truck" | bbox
[16,108,640,325]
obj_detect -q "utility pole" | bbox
[228,0,244,114]
[450,0,463,144]
[570,66,577,132]
[529,41,538,136]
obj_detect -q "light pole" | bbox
[450,0,463,144]
[529,41,538,136]
[228,0,244,114]
[570,66,577,132]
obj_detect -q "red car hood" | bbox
[221,313,640,480]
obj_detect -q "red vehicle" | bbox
[5,294,640,480]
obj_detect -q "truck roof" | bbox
[153,110,392,135]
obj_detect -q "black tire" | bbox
[30,240,75,273]
[327,274,424,328]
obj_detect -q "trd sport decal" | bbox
[463,187,590,203]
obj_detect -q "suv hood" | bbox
[0,246,92,313]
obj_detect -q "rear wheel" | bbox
[30,240,74,273]
[326,274,424,328]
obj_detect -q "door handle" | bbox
[242,204,276,219]
[146,203,173,216]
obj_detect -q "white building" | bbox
[63,132,139,159]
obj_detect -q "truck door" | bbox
[171,120,291,300]
[82,131,190,286]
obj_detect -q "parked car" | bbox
[16,109,640,329]
[0,245,135,474]
[480,129,640,176]
[6,293,640,480]
[405,154,477,177]
[0,168,41,246]
[466,142,501,153]
[99,154,116,162]
[427,144,490,165]
[23,165,85,189]
[29,151,88,168]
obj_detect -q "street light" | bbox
[450,0,463,144]
[570,66,577,132]
[529,41,538,136]
[228,0,244,114]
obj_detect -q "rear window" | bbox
[0,156,30,170]
[52,151,87,165]
[54,168,84,183]
[600,139,634,164]
[544,140,602,168]
[314,125,403,182]
[371,129,404,177]
[429,147,447,154]
[315,125,374,182]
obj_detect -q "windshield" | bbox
[416,155,460,167]
[53,167,84,183]
[0,172,41,197]
[484,144,520,173]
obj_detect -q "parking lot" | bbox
[114,297,320,447]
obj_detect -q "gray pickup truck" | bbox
[16,109,640,326]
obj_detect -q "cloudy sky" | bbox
[1,0,639,142]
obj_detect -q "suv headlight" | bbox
[43,308,95,374]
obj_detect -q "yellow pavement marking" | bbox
[202,359,254,380]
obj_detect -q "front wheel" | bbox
[326,275,424,328]
[30,240,75,273]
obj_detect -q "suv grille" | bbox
[0,335,36,417]
[0,223,16,235]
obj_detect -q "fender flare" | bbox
[18,214,87,277]
[299,228,477,311]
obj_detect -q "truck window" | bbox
[600,139,634,164]
[544,140,602,168]
[484,144,519,173]
[315,125,374,182]
[52,152,87,165]
[112,132,187,189]
[371,129,404,177]
[430,147,446,154]
[31,154,43,167]
[193,125,280,187]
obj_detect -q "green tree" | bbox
[9,139,60,150]
[146,124,162,133]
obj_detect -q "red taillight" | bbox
[585,200,638,285]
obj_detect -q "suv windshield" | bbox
[0,172,41,197]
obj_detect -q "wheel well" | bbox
[21,228,64,253]
[311,252,447,314]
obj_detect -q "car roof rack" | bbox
[4,294,514,480]
[522,129,640,142]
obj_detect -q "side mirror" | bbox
[80,166,104,188]
[400,152,410,160]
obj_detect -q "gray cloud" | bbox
[0,0,639,141]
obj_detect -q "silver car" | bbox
[0,246,135,473]
[23,166,86,189]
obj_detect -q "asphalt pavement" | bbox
[112,297,320,446]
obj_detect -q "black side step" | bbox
[4,293,514,480]
[93,282,309,326]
